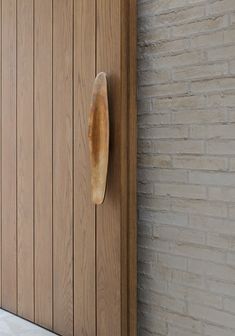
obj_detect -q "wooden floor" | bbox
[0,310,56,336]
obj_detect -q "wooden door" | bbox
[0,1,136,336]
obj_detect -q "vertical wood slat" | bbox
[34,0,53,329]
[17,0,34,321]
[128,1,137,335]
[1,0,17,313]
[74,0,96,335]
[53,1,73,335]
[0,0,2,307]
[96,0,124,335]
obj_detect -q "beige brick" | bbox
[168,283,223,309]
[190,125,207,138]
[172,110,226,124]
[158,253,187,271]
[139,0,205,17]
[138,69,170,85]
[229,158,235,171]
[172,16,228,38]
[153,95,206,110]
[172,269,205,290]
[188,303,235,329]
[227,251,235,266]
[138,182,154,195]
[168,325,202,336]
[190,215,235,235]
[138,82,188,98]
[208,186,235,202]
[229,59,235,74]
[207,92,235,107]
[154,140,204,154]
[207,140,235,155]
[138,26,170,43]
[138,154,172,168]
[191,31,224,48]
[192,124,235,139]
[141,6,205,28]
[153,225,205,244]
[208,0,235,15]
[191,77,235,93]
[205,324,235,336]
[228,110,235,122]
[155,183,207,199]
[139,125,189,139]
[138,197,171,212]
[189,171,235,186]
[139,168,188,183]
[207,45,235,61]
[138,38,188,55]
[156,50,203,68]
[208,278,235,297]
[224,28,235,44]
[173,155,227,171]
[138,1,235,335]
[172,198,227,217]
[173,63,228,80]
[138,140,153,154]
[139,113,171,125]
[207,231,235,249]
[174,243,225,263]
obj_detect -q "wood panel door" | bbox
[0,1,136,336]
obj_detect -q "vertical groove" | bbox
[16,0,18,314]
[95,1,97,335]
[72,0,74,334]
[0,0,2,309]
[33,0,35,322]
[51,0,54,330]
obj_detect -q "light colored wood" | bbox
[88,72,109,205]
[34,0,53,329]
[53,1,73,335]
[96,1,137,336]
[74,0,96,334]
[17,0,34,321]
[1,0,17,313]
[0,0,2,307]
[96,0,122,335]
[128,1,137,335]
[0,1,137,334]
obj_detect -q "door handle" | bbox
[88,72,109,205]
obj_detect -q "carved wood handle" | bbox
[88,72,109,205]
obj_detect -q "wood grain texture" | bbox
[34,0,53,329]
[96,1,137,336]
[17,0,34,321]
[88,72,109,205]
[1,0,17,313]
[0,0,2,307]
[53,1,73,335]
[127,1,137,335]
[0,1,137,334]
[74,0,96,334]
[96,0,122,335]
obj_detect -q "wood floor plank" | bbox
[74,0,96,335]
[17,0,34,321]
[1,0,17,313]
[34,0,53,329]
[53,1,73,335]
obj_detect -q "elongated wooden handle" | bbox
[88,72,109,205]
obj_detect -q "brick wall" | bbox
[137,1,235,335]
